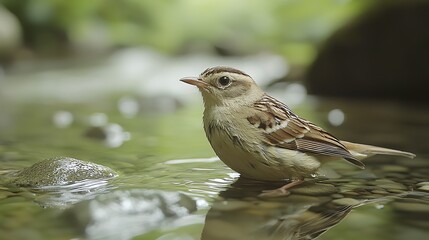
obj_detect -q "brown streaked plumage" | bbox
[180,66,416,197]
[249,94,366,169]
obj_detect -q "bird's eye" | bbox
[218,76,231,87]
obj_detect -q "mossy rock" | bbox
[290,183,338,196]
[12,157,117,187]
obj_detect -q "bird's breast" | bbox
[202,106,321,181]
[203,121,301,181]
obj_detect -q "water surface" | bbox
[0,56,428,240]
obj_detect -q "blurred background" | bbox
[0,0,428,239]
[1,0,428,102]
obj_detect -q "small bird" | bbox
[180,66,415,197]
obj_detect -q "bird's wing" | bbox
[247,95,364,168]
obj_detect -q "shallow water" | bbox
[0,55,428,240]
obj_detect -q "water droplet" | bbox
[284,83,307,106]
[53,111,73,128]
[89,112,108,127]
[118,96,139,118]
[104,123,131,148]
[328,109,345,126]
[375,204,384,209]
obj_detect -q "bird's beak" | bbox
[180,77,209,89]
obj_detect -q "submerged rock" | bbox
[290,183,338,196]
[417,185,429,192]
[65,189,197,240]
[372,179,407,191]
[12,157,117,187]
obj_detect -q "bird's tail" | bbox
[340,141,416,160]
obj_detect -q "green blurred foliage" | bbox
[2,0,374,63]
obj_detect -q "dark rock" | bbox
[306,1,429,102]
[84,126,107,140]
[85,124,131,148]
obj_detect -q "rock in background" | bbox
[306,0,429,102]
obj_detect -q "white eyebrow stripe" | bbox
[265,120,289,133]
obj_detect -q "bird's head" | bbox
[180,66,264,107]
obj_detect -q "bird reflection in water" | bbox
[201,177,399,240]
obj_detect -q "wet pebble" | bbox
[387,189,406,194]
[290,183,337,196]
[354,185,379,191]
[347,170,378,180]
[330,193,344,199]
[417,185,429,192]
[340,182,366,189]
[340,191,359,196]
[352,188,372,195]
[372,179,407,190]
[416,182,429,187]
[332,198,361,206]
[371,189,388,195]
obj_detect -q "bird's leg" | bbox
[259,179,304,198]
